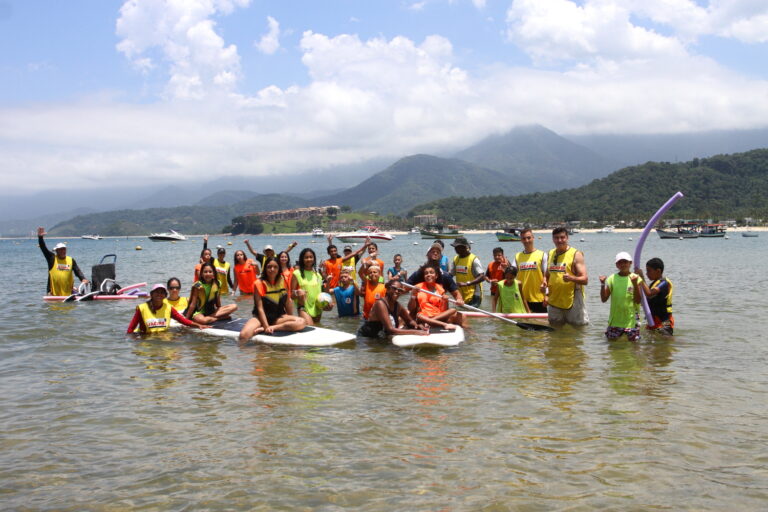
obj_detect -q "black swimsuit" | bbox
[357,299,400,338]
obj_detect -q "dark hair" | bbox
[368,242,378,250]
[298,247,316,277]
[504,265,518,277]
[327,244,337,254]
[385,278,405,290]
[277,250,291,270]
[552,227,569,237]
[646,257,665,272]
[520,228,533,236]
[492,247,504,255]
[198,262,217,283]
[200,247,212,262]
[436,239,445,247]
[167,277,181,289]
[234,250,246,263]
[260,256,281,282]
[394,253,402,260]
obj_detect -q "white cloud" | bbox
[255,16,281,54]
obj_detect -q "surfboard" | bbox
[173,318,356,347]
[392,326,464,348]
[461,312,548,319]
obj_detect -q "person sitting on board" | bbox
[291,247,332,326]
[233,250,259,295]
[410,265,462,329]
[496,266,531,315]
[186,262,238,325]
[513,228,548,313]
[357,280,429,338]
[387,253,407,282]
[239,257,306,343]
[37,227,89,296]
[244,239,298,270]
[406,242,463,316]
[541,227,589,327]
[127,283,208,334]
[635,257,674,336]
[360,264,386,320]
[193,246,214,283]
[166,277,188,314]
[329,269,360,317]
[449,236,485,307]
[359,241,385,284]
[599,252,642,342]
[213,246,235,296]
[485,247,509,313]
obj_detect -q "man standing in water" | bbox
[37,226,89,296]
[514,228,549,313]
[541,227,589,327]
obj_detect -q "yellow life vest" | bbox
[136,300,173,333]
[547,247,582,309]
[49,255,74,296]
[515,249,545,303]
[213,259,231,294]
[167,296,188,312]
[194,281,220,315]
[453,253,481,302]
[342,256,357,281]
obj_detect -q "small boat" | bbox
[495,227,523,242]
[742,231,759,238]
[596,225,615,233]
[656,222,700,239]
[420,225,463,239]
[699,224,727,238]
[148,229,187,242]
[311,228,325,237]
[336,226,394,243]
[409,227,420,235]
[81,234,103,240]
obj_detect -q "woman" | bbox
[127,283,207,334]
[357,280,428,338]
[290,248,331,325]
[165,277,188,314]
[239,257,306,343]
[410,265,462,329]
[277,250,293,291]
[233,250,259,295]
[186,262,238,325]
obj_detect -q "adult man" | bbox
[449,236,485,307]
[541,227,589,327]
[37,226,89,296]
[514,228,549,313]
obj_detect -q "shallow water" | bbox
[2,232,766,510]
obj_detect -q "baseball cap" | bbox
[615,251,633,262]
[450,236,470,248]
[264,244,274,251]
[150,283,168,294]
[427,242,442,254]
[343,245,352,251]
[53,242,67,250]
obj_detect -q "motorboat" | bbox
[148,229,188,242]
[311,228,325,237]
[420,225,463,239]
[409,227,420,235]
[81,234,103,240]
[596,225,615,233]
[495,227,522,242]
[336,226,394,243]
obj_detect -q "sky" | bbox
[1,0,767,194]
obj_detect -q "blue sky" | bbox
[1,0,767,193]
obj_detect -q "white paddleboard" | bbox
[392,327,464,348]
[462,312,548,319]
[44,293,148,301]
[172,318,356,347]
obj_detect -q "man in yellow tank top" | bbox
[449,237,485,307]
[37,227,89,296]
[514,228,549,313]
[542,227,589,327]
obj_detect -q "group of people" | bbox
[38,225,674,343]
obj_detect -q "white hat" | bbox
[53,242,67,250]
[264,244,274,251]
[615,251,633,262]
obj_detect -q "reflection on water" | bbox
[606,337,677,397]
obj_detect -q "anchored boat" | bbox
[699,224,727,238]
[420,225,463,239]
[495,227,523,242]
[336,226,394,243]
[656,222,700,239]
[148,229,188,242]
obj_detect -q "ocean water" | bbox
[2,232,766,510]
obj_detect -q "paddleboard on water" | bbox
[392,326,464,348]
[44,293,149,301]
[173,318,356,347]
[461,312,548,320]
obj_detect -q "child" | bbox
[599,252,642,341]
[359,242,385,284]
[485,247,508,312]
[361,264,386,319]
[496,266,530,314]
[329,270,360,317]
[387,254,407,281]
[636,257,674,335]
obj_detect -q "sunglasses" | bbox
[168,286,181,290]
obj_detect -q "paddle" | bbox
[400,281,554,332]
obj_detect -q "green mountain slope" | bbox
[409,149,768,223]
[314,154,517,214]
[454,124,620,192]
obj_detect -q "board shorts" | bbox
[605,326,641,342]
[647,314,674,336]
[547,287,589,327]
[527,301,547,313]
[357,321,385,338]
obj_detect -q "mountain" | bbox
[454,125,621,192]
[409,149,768,223]
[313,154,517,214]
[567,127,768,167]
[195,190,258,206]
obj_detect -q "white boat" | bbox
[336,226,394,243]
[311,228,325,237]
[148,229,187,242]
[81,234,103,240]
[409,227,420,234]
[596,225,615,233]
